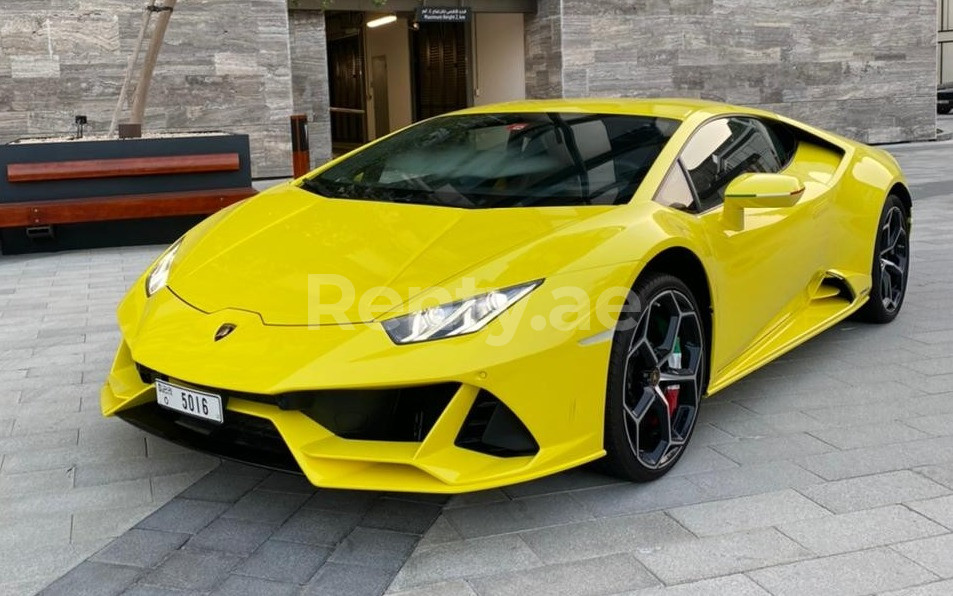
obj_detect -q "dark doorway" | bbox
[327,13,367,152]
[412,23,469,120]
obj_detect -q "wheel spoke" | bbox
[659,371,696,384]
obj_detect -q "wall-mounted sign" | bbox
[415,7,472,23]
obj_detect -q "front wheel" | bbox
[603,273,706,482]
[855,195,910,324]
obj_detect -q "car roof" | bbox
[453,98,736,121]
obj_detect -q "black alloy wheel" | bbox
[856,195,910,324]
[603,273,706,482]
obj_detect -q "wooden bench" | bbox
[0,152,256,229]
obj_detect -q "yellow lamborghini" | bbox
[102,99,911,492]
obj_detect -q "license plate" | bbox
[156,379,224,424]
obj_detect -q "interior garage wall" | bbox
[289,10,333,167]
[364,16,414,140]
[528,0,938,144]
[474,13,527,105]
[0,0,296,178]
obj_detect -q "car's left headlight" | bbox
[145,239,182,297]
[382,280,543,345]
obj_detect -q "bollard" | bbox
[290,114,311,179]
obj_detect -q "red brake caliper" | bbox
[663,337,682,416]
[663,385,680,417]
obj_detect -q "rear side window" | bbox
[765,121,798,168]
[679,117,786,212]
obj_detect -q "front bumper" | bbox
[101,272,625,493]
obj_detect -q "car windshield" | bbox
[302,112,681,208]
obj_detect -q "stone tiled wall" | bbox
[289,10,332,169]
[529,0,938,143]
[0,0,296,177]
[525,0,564,99]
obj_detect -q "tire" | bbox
[603,273,707,482]
[854,195,911,324]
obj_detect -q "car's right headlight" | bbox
[145,239,182,297]
[381,280,542,345]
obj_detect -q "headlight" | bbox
[381,280,542,345]
[145,240,182,297]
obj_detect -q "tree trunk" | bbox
[129,0,178,127]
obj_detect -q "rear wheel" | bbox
[855,195,910,324]
[603,273,706,482]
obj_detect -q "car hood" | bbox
[168,185,612,325]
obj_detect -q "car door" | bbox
[668,117,819,375]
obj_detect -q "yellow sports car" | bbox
[102,99,911,492]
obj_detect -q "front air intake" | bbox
[455,391,539,458]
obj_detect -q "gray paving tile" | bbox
[210,460,271,479]
[893,534,953,578]
[664,445,738,476]
[468,553,658,596]
[916,463,953,490]
[800,470,951,513]
[234,539,330,584]
[72,506,161,543]
[90,528,189,569]
[0,478,153,517]
[416,516,463,551]
[519,511,693,565]
[187,518,276,555]
[304,489,379,514]
[632,528,811,584]
[905,413,953,436]
[178,471,262,503]
[777,505,947,556]
[390,535,541,591]
[136,498,230,535]
[329,527,418,571]
[388,580,478,596]
[445,489,510,509]
[573,476,711,518]
[272,507,363,546]
[623,574,770,596]
[222,489,309,525]
[808,420,930,450]
[444,493,591,539]
[501,468,624,499]
[749,547,938,595]
[711,433,836,465]
[303,562,395,596]
[74,453,216,488]
[212,575,299,596]
[682,461,823,500]
[668,489,830,536]
[908,494,953,529]
[361,498,443,535]
[256,472,318,494]
[880,579,953,596]
[139,548,242,591]
[0,514,72,549]
[39,560,142,596]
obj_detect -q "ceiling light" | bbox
[367,15,397,28]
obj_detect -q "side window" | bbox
[654,165,695,210]
[680,117,785,212]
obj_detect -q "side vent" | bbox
[455,391,539,458]
[815,274,854,302]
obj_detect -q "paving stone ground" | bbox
[1,140,951,595]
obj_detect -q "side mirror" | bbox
[723,173,805,230]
